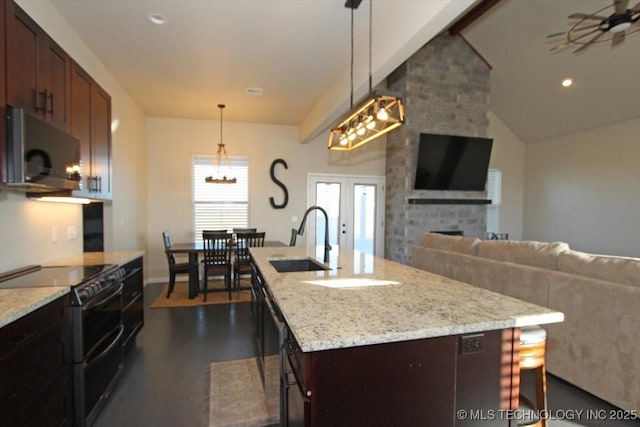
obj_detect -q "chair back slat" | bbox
[162,231,171,250]
[162,231,177,265]
[202,231,233,266]
[235,231,265,264]
[233,228,257,234]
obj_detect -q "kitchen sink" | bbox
[269,257,329,273]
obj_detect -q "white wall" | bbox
[488,111,526,240]
[147,117,386,280]
[0,1,147,271]
[524,116,640,258]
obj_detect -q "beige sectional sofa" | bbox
[412,233,640,412]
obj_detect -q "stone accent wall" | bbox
[385,34,491,264]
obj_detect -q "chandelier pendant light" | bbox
[328,0,404,151]
[205,104,237,184]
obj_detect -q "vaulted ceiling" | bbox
[45,0,640,144]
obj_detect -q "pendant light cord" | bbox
[350,7,354,109]
[219,103,224,145]
[369,0,373,94]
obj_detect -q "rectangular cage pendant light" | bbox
[328,92,404,151]
[327,0,405,151]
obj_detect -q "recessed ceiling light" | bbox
[148,12,167,25]
[246,87,263,96]
[561,78,573,88]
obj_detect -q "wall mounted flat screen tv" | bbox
[414,133,493,191]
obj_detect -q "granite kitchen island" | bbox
[249,246,563,426]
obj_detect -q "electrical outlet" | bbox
[460,333,484,354]
[67,226,77,240]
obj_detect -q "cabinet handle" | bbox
[47,91,54,115]
[37,89,48,112]
[11,331,38,348]
[11,381,32,400]
[37,89,54,114]
[283,370,297,387]
[88,176,100,192]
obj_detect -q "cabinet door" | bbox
[70,62,93,198]
[6,2,41,114]
[91,84,112,199]
[1,0,7,183]
[40,36,71,130]
[6,2,71,129]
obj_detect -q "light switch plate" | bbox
[67,226,77,240]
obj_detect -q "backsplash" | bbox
[0,193,83,271]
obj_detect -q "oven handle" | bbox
[85,324,124,369]
[82,282,124,312]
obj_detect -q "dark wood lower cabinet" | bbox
[0,295,72,427]
[121,256,144,353]
[281,328,517,427]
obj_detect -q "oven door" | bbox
[72,282,124,427]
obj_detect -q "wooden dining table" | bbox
[167,240,287,299]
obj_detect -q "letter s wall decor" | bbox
[269,158,289,209]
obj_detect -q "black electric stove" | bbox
[0,264,125,306]
[0,264,114,289]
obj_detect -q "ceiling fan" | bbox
[547,0,640,53]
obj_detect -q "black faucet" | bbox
[296,205,332,263]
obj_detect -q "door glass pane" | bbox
[353,184,376,255]
[315,183,340,248]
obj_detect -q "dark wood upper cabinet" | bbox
[5,1,71,130]
[90,84,112,199]
[1,0,7,183]
[2,0,111,198]
[70,61,112,200]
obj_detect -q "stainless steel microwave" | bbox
[4,106,81,193]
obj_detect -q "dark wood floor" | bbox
[94,283,639,427]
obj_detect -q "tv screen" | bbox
[414,133,493,191]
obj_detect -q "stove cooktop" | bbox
[0,264,115,290]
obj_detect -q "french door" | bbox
[307,174,385,257]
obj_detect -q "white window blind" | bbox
[192,155,249,243]
[486,168,502,234]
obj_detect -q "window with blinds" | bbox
[192,155,249,243]
[486,168,502,234]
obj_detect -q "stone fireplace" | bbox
[384,33,491,264]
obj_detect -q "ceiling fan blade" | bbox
[612,31,626,46]
[568,13,608,20]
[570,28,603,42]
[572,23,606,32]
[614,0,629,15]
[550,42,571,53]
[546,31,568,38]
[573,31,605,53]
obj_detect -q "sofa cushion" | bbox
[558,249,640,288]
[419,233,480,255]
[476,240,569,270]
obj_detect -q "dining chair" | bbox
[162,231,190,298]
[201,231,233,301]
[232,227,257,234]
[233,231,265,293]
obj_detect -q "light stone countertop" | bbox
[1,251,144,329]
[0,287,68,329]
[43,251,145,267]
[250,246,564,352]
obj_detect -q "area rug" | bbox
[205,357,279,427]
[150,283,252,308]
